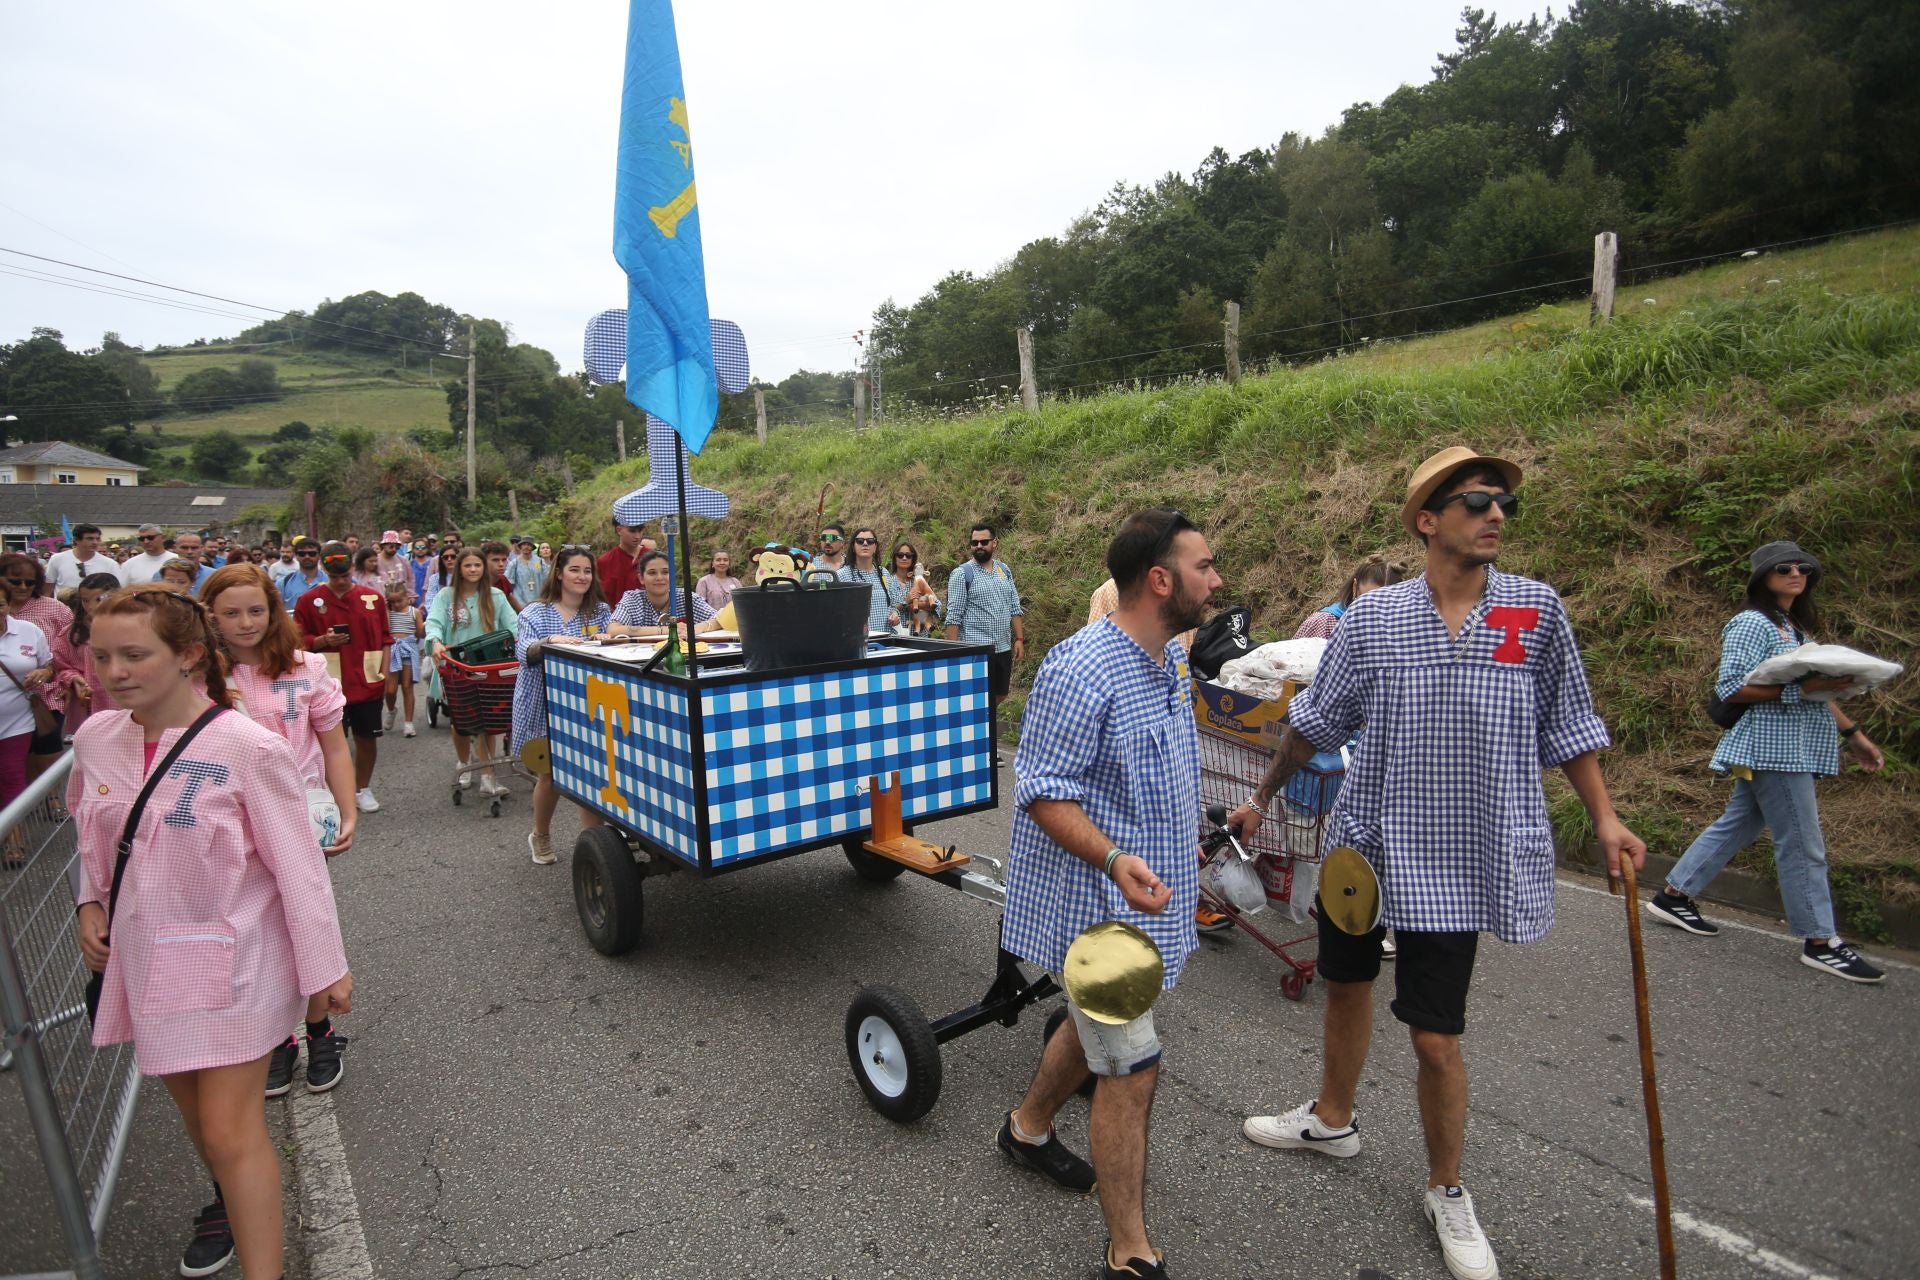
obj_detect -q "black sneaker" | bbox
[1646,890,1719,937]
[996,1111,1096,1193]
[306,1031,349,1092]
[179,1199,234,1277]
[264,1037,299,1098]
[1103,1246,1169,1279]
[1801,940,1885,984]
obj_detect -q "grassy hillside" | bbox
[552,226,1920,932]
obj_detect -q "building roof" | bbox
[0,440,147,471]
[0,483,294,531]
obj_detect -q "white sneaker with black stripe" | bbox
[1241,1100,1360,1157]
[1424,1184,1500,1279]
[1801,939,1885,984]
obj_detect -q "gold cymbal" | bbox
[519,738,551,776]
[1064,921,1165,1025]
[1320,847,1382,936]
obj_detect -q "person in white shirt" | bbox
[44,525,127,592]
[121,524,174,585]
[268,545,299,585]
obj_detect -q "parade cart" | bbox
[541,634,1003,954]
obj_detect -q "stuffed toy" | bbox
[746,543,812,583]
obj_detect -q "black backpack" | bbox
[1189,606,1255,680]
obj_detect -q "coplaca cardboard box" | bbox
[1191,676,1299,750]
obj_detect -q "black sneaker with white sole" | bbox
[306,1031,349,1092]
[1801,940,1885,984]
[179,1198,234,1277]
[1646,890,1719,936]
[997,1112,1096,1192]
[264,1037,299,1098]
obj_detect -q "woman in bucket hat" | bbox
[1646,540,1888,982]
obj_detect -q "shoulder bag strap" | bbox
[102,704,225,935]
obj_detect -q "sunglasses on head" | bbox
[1430,491,1519,518]
[1772,562,1815,577]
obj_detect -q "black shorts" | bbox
[29,725,65,756]
[988,649,1013,698]
[1315,903,1479,1036]
[342,699,384,740]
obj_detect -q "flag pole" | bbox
[674,439,698,681]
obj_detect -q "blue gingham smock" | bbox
[1707,611,1838,778]
[837,564,902,633]
[511,600,613,755]
[1004,618,1201,989]
[611,588,717,629]
[945,559,1022,652]
[1288,570,1612,943]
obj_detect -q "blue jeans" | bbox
[1666,771,1835,939]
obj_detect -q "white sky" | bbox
[2,1,1537,384]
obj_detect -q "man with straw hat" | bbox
[1229,446,1645,1280]
[999,508,1221,1280]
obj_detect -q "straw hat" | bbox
[1401,446,1523,536]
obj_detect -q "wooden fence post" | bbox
[853,375,868,434]
[1589,231,1619,326]
[615,418,626,461]
[1224,300,1242,384]
[754,390,768,444]
[507,489,519,525]
[561,458,575,491]
[1016,328,1039,412]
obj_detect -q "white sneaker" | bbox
[457,771,472,790]
[383,705,396,731]
[1424,1185,1500,1280]
[354,788,380,813]
[479,774,508,797]
[402,722,417,738]
[528,832,556,865]
[1242,1100,1360,1157]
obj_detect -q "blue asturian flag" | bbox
[61,514,73,544]
[613,0,718,455]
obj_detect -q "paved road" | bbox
[7,716,1917,1278]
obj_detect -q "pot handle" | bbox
[801,569,841,588]
[758,575,801,592]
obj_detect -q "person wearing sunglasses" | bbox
[888,542,942,636]
[1646,541,1886,983]
[123,523,174,585]
[835,528,903,634]
[279,539,327,609]
[1229,446,1645,1280]
[944,524,1025,759]
[0,551,73,787]
[814,522,848,573]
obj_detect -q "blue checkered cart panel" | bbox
[543,649,992,869]
[545,658,700,862]
[700,653,991,865]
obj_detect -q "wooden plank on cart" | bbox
[863,771,971,874]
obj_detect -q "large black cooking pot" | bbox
[730,570,873,672]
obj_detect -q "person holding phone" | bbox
[291,541,393,814]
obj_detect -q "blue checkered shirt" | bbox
[611,588,717,628]
[1288,570,1612,943]
[945,559,1022,652]
[1003,618,1201,989]
[1708,611,1838,777]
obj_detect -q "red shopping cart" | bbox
[438,652,519,818]
[1194,719,1343,1001]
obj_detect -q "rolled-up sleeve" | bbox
[1011,657,1103,811]
[1534,601,1611,767]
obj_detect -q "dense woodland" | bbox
[871,0,1920,404]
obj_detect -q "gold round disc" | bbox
[519,738,552,776]
[1063,921,1165,1025]
[1320,847,1382,936]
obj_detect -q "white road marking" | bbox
[1628,1196,1840,1279]
[1555,877,1917,972]
[285,1088,376,1280]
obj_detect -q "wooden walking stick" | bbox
[1612,857,1678,1279]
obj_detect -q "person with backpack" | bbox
[1645,540,1887,983]
[1292,555,1407,640]
[945,523,1025,763]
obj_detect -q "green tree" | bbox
[0,329,131,447]
[172,366,242,411]
[191,429,251,480]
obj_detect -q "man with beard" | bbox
[944,523,1026,762]
[998,508,1219,1280]
[1229,448,1644,1280]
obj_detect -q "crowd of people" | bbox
[0,466,1894,1280]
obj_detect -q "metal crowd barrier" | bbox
[1,755,141,1280]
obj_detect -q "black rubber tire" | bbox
[573,826,644,956]
[1042,1006,1098,1099]
[843,841,908,883]
[488,798,502,819]
[845,985,942,1123]
[452,788,462,806]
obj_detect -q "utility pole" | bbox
[464,323,477,502]
[1589,231,1619,327]
[1224,300,1242,384]
[1016,328,1039,412]
[616,418,626,461]
[754,390,767,445]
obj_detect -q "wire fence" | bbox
[1,755,141,1280]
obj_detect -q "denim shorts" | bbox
[1064,991,1165,1077]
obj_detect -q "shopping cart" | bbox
[438,651,519,818]
[1194,721,1343,1001]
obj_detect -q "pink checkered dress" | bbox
[69,708,349,1075]
[227,652,346,789]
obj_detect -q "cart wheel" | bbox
[452,787,463,806]
[1042,1006,1099,1099]
[489,798,502,819]
[573,826,644,955]
[845,985,942,1122]
[842,840,907,883]
[1280,971,1308,1002]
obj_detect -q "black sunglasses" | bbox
[558,544,594,557]
[894,550,916,560]
[1771,562,1815,577]
[969,538,993,547]
[853,537,877,545]
[3,576,37,586]
[1430,491,1519,518]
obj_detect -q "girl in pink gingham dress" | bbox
[72,584,350,1280]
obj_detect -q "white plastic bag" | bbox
[1255,852,1320,924]
[1745,643,1904,700]
[1203,848,1267,915]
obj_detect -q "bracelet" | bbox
[1102,847,1125,878]
[1840,724,1861,739]
[1243,795,1268,818]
